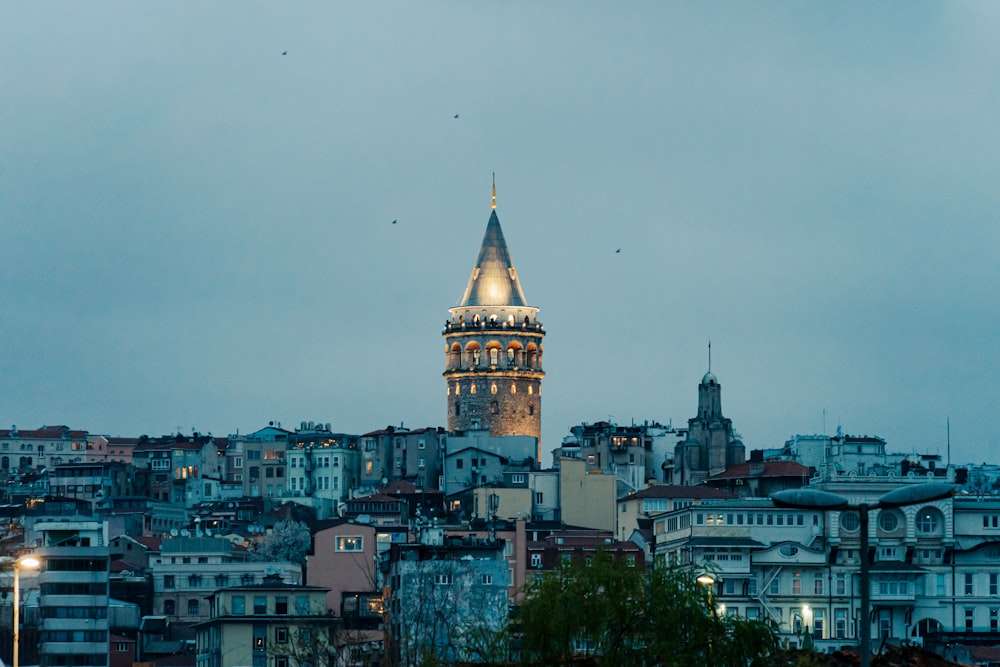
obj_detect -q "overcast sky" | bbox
[2,2,998,466]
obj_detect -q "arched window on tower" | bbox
[491,401,499,415]
[473,348,481,365]
[529,404,534,416]
[455,402,461,417]
[490,348,499,365]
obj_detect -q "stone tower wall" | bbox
[446,375,542,448]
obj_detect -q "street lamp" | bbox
[696,572,717,615]
[13,555,40,667]
[771,482,955,667]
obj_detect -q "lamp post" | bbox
[13,555,40,667]
[771,482,955,667]
[696,572,716,611]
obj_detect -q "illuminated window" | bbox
[337,536,364,552]
[528,385,533,395]
[491,384,497,395]
[511,384,516,394]
[471,384,476,394]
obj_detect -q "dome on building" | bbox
[701,371,718,386]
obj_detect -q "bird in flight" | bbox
[453,114,459,119]
[282,51,288,55]
[615,248,621,254]
[392,219,398,225]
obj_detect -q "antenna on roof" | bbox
[491,173,497,210]
[708,340,712,372]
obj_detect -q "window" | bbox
[481,574,493,585]
[991,574,998,596]
[163,599,176,615]
[241,574,255,586]
[747,577,758,597]
[530,553,542,568]
[992,608,999,632]
[835,609,847,639]
[916,509,939,534]
[814,574,824,595]
[275,627,288,644]
[879,511,899,532]
[163,575,175,589]
[768,578,779,596]
[276,596,288,614]
[189,574,202,588]
[188,599,199,615]
[535,492,543,504]
[434,573,452,585]
[512,474,525,484]
[966,608,974,631]
[965,573,974,596]
[792,573,801,595]
[254,596,267,614]
[275,659,288,667]
[841,512,859,532]
[337,536,364,552]
[232,596,245,615]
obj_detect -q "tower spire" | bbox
[708,340,712,372]
[491,173,497,210]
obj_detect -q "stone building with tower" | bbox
[673,369,746,486]
[442,186,544,459]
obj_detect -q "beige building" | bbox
[194,575,333,667]
[559,456,616,532]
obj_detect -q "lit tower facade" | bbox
[443,182,545,456]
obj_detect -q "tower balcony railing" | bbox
[443,320,545,334]
[443,364,543,375]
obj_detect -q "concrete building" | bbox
[559,457,617,533]
[443,189,545,458]
[0,424,89,473]
[649,471,1000,653]
[34,517,111,667]
[554,420,678,493]
[382,525,509,665]
[359,426,445,491]
[616,483,731,543]
[284,424,360,520]
[151,536,301,626]
[194,574,333,667]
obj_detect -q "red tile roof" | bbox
[708,460,810,480]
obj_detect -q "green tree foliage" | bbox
[250,519,311,567]
[516,552,779,666]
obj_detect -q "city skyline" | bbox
[2,3,998,464]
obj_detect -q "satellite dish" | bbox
[170,529,179,537]
[180,529,190,537]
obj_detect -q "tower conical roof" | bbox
[457,209,529,307]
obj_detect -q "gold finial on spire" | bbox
[491,172,497,209]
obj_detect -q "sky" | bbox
[2,2,998,466]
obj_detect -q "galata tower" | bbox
[443,180,545,457]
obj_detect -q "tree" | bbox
[516,551,779,666]
[251,519,312,567]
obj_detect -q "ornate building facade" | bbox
[443,188,544,457]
